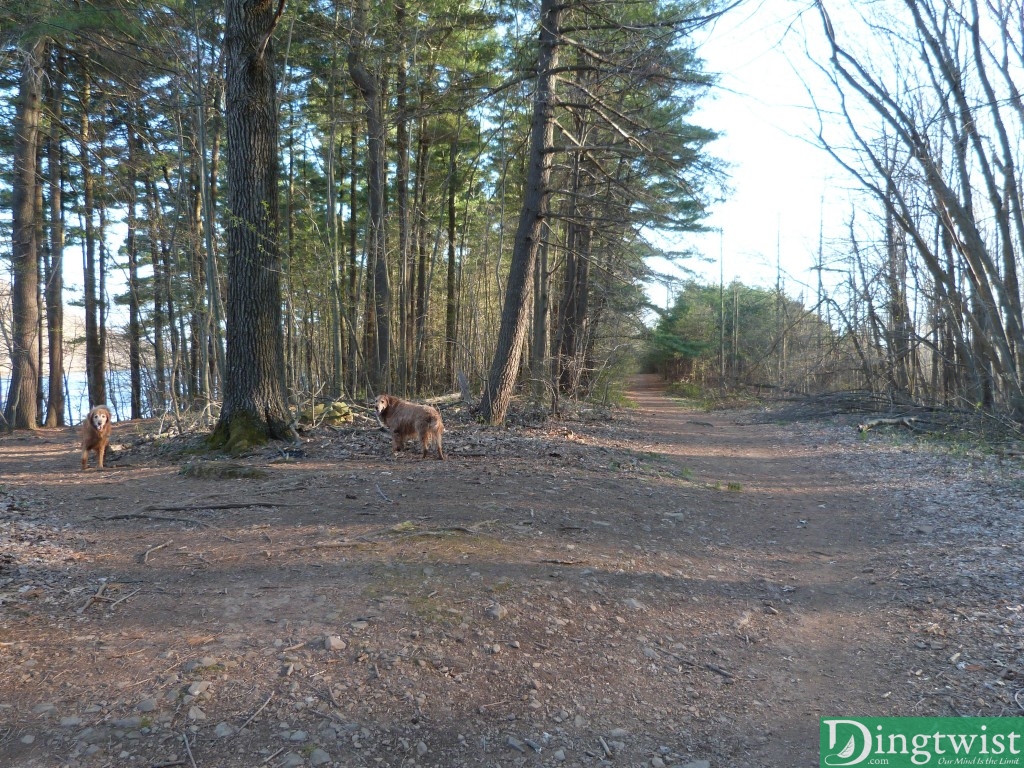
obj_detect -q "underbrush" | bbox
[664,380,763,410]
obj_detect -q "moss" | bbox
[179,461,267,480]
[208,411,272,454]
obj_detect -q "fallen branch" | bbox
[108,588,142,608]
[279,540,360,553]
[141,539,173,564]
[181,732,198,768]
[857,416,918,433]
[142,501,300,512]
[98,513,209,527]
[237,692,274,734]
[77,583,107,614]
[652,645,735,679]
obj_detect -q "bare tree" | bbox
[812,0,1024,413]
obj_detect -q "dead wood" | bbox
[140,539,173,564]
[857,416,920,433]
[98,513,209,527]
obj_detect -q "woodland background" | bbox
[2,0,1024,435]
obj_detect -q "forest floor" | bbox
[2,374,1024,768]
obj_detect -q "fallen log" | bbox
[857,416,918,433]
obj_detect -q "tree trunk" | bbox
[480,0,561,424]
[212,0,292,449]
[43,48,66,427]
[445,140,458,390]
[413,118,430,394]
[347,0,391,394]
[4,39,46,430]
[395,0,412,394]
[79,62,106,408]
[346,116,359,396]
[530,238,550,401]
[126,122,144,419]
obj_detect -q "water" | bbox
[2,370,135,425]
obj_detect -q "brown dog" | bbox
[81,405,113,470]
[374,394,445,460]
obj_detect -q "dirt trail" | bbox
[0,375,1019,768]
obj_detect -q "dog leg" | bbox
[97,444,106,470]
[436,433,445,461]
[81,449,89,471]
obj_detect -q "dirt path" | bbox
[1,375,1021,768]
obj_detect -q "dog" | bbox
[81,405,113,470]
[374,394,445,460]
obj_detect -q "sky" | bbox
[645,1,852,309]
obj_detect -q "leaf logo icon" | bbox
[836,735,856,759]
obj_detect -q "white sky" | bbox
[646,0,854,309]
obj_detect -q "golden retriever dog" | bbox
[81,405,113,470]
[374,394,445,460]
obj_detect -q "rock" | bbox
[187,706,206,721]
[136,698,158,712]
[683,761,711,768]
[20,734,35,744]
[59,716,82,727]
[416,740,428,756]
[310,748,332,766]
[622,598,647,611]
[485,602,509,620]
[507,736,526,752]
[214,722,235,738]
[187,681,212,697]
[325,635,347,651]
[608,727,629,738]
[651,758,666,768]
[32,703,55,715]
[280,752,305,768]
[554,748,566,761]
[288,730,308,741]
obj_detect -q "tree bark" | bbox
[347,0,391,394]
[4,39,46,430]
[79,61,106,408]
[445,140,458,390]
[43,48,66,427]
[212,0,292,449]
[480,0,561,424]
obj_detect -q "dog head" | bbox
[374,394,391,416]
[89,407,110,432]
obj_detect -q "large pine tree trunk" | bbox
[43,48,66,427]
[4,40,46,430]
[79,64,106,409]
[480,0,561,424]
[126,123,144,419]
[212,0,292,449]
[348,0,391,394]
[445,140,458,390]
